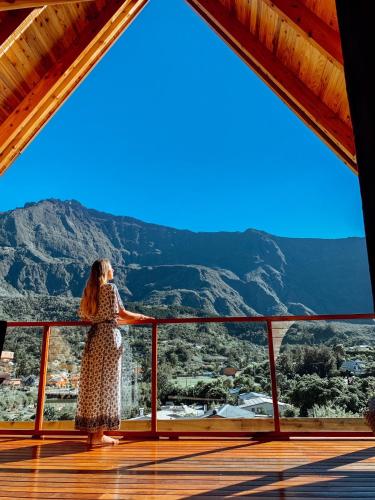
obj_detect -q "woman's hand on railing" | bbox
[117,307,155,324]
[117,314,154,325]
[137,314,155,322]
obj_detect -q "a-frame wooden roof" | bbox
[186,0,356,172]
[0,0,148,174]
[0,0,356,174]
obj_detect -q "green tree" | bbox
[288,374,332,416]
[44,405,58,420]
[297,345,338,377]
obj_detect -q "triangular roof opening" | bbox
[0,0,356,174]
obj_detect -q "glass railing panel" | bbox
[274,319,375,432]
[0,327,42,426]
[156,321,274,432]
[120,324,152,431]
[43,325,86,424]
[42,324,152,431]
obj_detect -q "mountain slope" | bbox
[0,199,372,315]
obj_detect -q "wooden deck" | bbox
[0,438,375,498]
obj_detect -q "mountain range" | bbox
[0,199,372,316]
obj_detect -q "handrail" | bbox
[6,312,375,327]
[2,312,375,439]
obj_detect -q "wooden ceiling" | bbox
[186,0,356,172]
[0,0,356,174]
[0,0,148,174]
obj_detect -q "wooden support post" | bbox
[33,326,51,438]
[267,320,281,433]
[151,322,158,435]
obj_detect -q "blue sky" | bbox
[0,0,365,238]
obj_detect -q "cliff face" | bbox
[0,199,372,315]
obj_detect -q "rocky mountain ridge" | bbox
[0,199,372,316]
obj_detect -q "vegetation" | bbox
[1,300,375,421]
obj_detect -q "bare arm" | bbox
[118,308,154,324]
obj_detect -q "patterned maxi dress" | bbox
[75,282,124,432]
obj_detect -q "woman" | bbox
[74,259,153,446]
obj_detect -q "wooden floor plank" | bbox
[0,438,374,499]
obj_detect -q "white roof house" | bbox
[239,396,290,417]
[203,404,257,418]
[131,404,205,420]
[238,391,268,402]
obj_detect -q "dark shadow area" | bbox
[0,438,257,467]
[0,439,87,464]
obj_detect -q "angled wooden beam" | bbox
[0,0,94,11]
[262,0,343,66]
[0,0,149,173]
[186,0,356,172]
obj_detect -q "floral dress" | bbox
[75,282,124,432]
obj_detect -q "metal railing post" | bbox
[33,325,51,438]
[151,322,158,434]
[266,320,281,433]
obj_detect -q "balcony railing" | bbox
[1,313,374,439]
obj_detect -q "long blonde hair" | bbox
[80,259,111,318]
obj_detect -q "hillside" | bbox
[0,198,372,316]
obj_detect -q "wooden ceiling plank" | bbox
[261,0,343,66]
[0,59,31,100]
[259,1,279,52]
[0,0,95,11]
[62,3,91,42]
[186,0,356,171]
[276,19,298,71]
[4,38,44,87]
[0,9,31,45]
[0,74,21,113]
[248,0,258,35]
[0,4,92,126]
[0,0,106,150]
[319,61,346,117]
[0,0,149,173]
[51,4,90,51]
[302,0,339,32]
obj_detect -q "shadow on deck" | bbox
[0,437,375,498]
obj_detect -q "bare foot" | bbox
[105,434,124,443]
[91,435,119,446]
